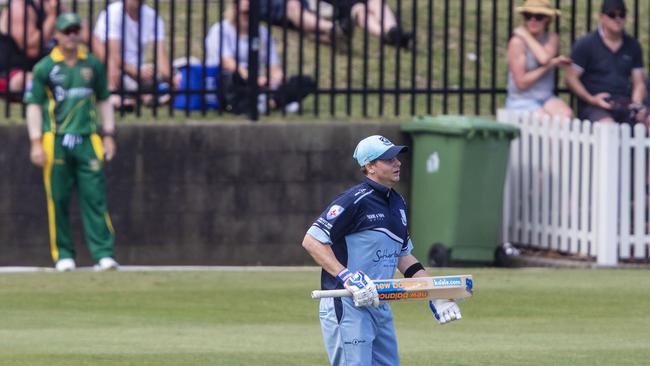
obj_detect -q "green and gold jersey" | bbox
[24,47,110,135]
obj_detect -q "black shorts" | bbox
[259,0,310,25]
[579,95,634,124]
[322,0,367,20]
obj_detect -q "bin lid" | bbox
[401,115,520,139]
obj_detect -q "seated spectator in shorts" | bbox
[0,0,58,99]
[206,0,315,114]
[92,0,173,108]
[565,0,647,124]
[260,0,341,44]
[505,0,573,118]
[325,0,413,48]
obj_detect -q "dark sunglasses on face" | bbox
[522,12,548,21]
[62,27,80,36]
[606,10,627,19]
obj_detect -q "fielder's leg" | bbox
[76,134,115,261]
[43,133,76,262]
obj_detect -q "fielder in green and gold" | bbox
[25,12,119,272]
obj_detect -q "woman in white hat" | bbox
[506,0,573,118]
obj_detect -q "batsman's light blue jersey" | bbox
[308,177,413,288]
[307,177,413,366]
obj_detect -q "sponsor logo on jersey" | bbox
[49,65,66,84]
[373,249,400,263]
[80,67,93,81]
[400,209,407,226]
[366,213,385,221]
[66,87,93,99]
[316,217,333,229]
[326,205,344,220]
[54,86,93,101]
[433,277,463,287]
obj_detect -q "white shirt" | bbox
[205,21,278,69]
[93,1,165,66]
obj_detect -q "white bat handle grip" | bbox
[311,289,351,299]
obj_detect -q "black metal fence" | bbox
[1,0,650,120]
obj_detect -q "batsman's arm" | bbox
[301,234,346,277]
[397,254,428,278]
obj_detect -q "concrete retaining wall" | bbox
[0,122,411,266]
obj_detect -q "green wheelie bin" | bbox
[401,115,520,266]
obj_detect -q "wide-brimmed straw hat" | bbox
[515,0,561,17]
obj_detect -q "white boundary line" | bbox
[0,266,321,274]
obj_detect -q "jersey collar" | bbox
[50,46,89,62]
[364,177,392,199]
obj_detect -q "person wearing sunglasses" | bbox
[506,0,573,118]
[565,0,647,124]
[24,12,119,272]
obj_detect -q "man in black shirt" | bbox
[565,0,646,124]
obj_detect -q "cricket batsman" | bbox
[25,12,119,272]
[302,135,462,365]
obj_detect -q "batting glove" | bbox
[338,268,380,308]
[429,299,461,324]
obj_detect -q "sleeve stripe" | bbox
[370,227,404,244]
[307,226,332,244]
[353,190,373,204]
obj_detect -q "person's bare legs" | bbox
[286,0,334,34]
[543,98,573,120]
[350,1,412,47]
[350,2,396,37]
[8,71,29,93]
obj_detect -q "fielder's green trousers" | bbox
[42,132,115,263]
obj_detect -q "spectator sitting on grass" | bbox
[505,0,573,118]
[205,0,315,114]
[325,0,414,48]
[0,0,58,99]
[92,0,173,110]
[260,0,343,44]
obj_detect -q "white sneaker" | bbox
[284,101,300,114]
[55,258,76,272]
[257,94,268,114]
[94,257,119,272]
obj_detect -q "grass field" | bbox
[1,267,650,365]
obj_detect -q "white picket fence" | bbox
[498,110,650,266]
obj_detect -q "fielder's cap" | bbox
[56,12,81,31]
[601,0,627,13]
[353,135,408,167]
[515,0,561,17]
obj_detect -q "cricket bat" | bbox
[311,275,473,302]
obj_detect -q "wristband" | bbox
[404,262,425,278]
[102,131,115,138]
[337,268,353,283]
